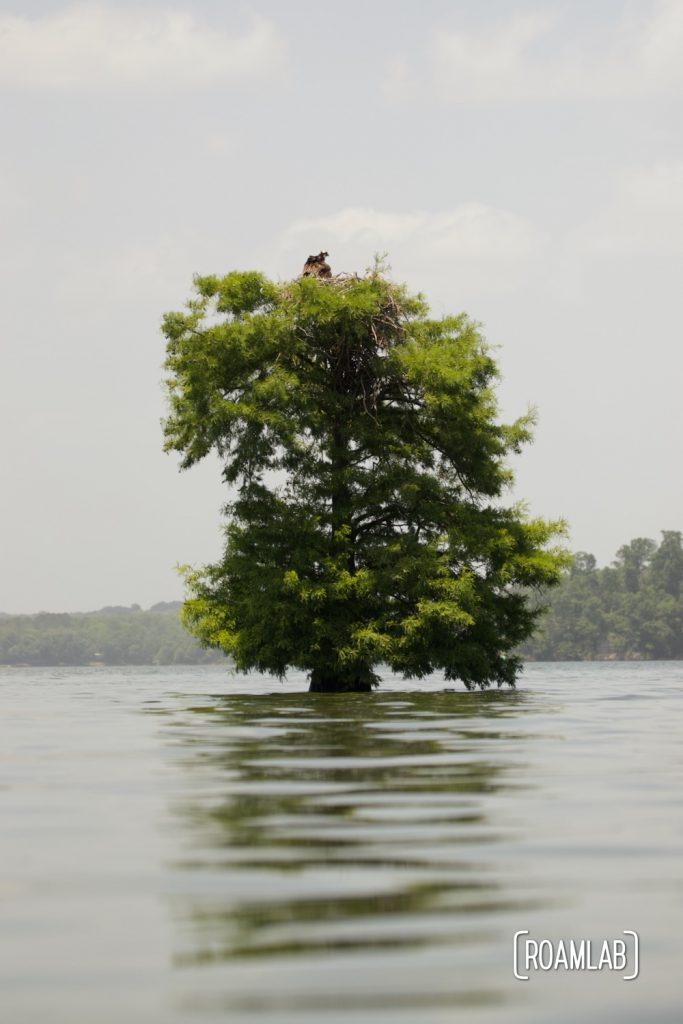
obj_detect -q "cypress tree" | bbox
[162,263,567,691]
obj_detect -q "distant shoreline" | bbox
[0,605,223,668]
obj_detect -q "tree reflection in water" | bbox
[157,689,544,1017]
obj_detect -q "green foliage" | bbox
[521,530,683,660]
[0,605,222,666]
[163,268,568,690]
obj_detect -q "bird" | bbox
[302,251,332,279]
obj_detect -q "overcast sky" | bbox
[1,0,682,612]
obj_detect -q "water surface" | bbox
[1,663,681,1022]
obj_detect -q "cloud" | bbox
[0,5,285,92]
[385,1,683,103]
[280,158,683,309]
[284,208,425,246]
[433,11,560,103]
[283,203,541,254]
[511,159,683,302]
[280,203,545,298]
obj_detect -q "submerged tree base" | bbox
[308,669,378,693]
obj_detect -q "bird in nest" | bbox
[302,251,332,279]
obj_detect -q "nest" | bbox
[276,268,410,419]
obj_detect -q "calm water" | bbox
[1,663,682,1023]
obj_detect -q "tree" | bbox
[649,530,683,599]
[612,537,658,593]
[162,264,568,691]
[570,551,597,577]
[520,530,683,662]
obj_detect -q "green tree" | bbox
[525,552,608,661]
[648,530,683,599]
[162,265,568,691]
[521,530,683,662]
[613,537,657,593]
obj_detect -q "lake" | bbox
[1,662,681,1023]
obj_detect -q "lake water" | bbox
[1,662,682,1023]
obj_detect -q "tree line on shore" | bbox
[0,602,222,667]
[521,530,683,661]
[1,530,680,666]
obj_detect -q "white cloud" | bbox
[386,1,683,103]
[639,0,683,93]
[280,203,545,298]
[283,203,541,253]
[0,5,285,91]
[280,160,683,308]
[509,159,683,303]
[433,11,558,103]
[284,208,424,246]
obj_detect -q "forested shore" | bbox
[1,531,681,666]
[0,603,221,666]
[521,531,683,661]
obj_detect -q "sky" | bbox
[1,0,682,613]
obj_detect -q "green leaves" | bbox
[162,268,568,690]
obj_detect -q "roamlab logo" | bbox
[513,930,640,981]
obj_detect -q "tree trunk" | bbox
[308,669,375,693]
[330,421,355,570]
[311,373,369,695]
